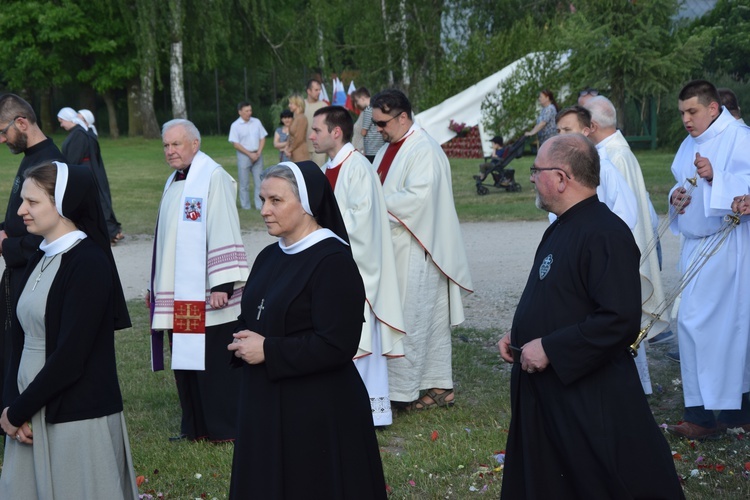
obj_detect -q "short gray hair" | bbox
[585,96,617,129]
[261,164,300,201]
[162,119,201,146]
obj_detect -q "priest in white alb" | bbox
[371,89,473,410]
[310,105,405,426]
[148,119,250,442]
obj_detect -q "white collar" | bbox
[693,107,736,145]
[39,230,87,256]
[279,228,348,255]
[595,131,617,150]
[325,143,355,169]
[393,122,420,144]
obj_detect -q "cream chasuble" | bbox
[372,125,473,324]
[326,143,405,358]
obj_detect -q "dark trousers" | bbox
[684,392,750,427]
[171,321,241,441]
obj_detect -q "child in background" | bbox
[476,135,508,186]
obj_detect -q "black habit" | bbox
[0,137,65,412]
[61,124,122,239]
[501,197,684,499]
[229,238,386,499]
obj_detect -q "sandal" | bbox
[404,388,455,411]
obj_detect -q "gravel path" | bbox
[104,220,682,333]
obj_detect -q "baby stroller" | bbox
[474,136,526,195]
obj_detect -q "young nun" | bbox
[0,162,136,499]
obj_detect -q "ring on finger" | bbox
[527,368,534,374]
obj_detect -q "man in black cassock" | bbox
[0,94,66,415]
[498,134,684,499]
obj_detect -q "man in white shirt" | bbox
[228,101,267,210]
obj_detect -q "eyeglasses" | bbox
[0,116,23,137]
[530,165,571,179]
[373,112,401,128]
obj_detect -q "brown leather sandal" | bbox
[404,388,455,411]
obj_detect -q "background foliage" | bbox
[0,0,748,147]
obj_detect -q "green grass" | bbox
[5,136,747,498]
[0,134,679,231]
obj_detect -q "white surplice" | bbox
[597,131,657,394]
[669,108,750,409]
[326,144,406,425]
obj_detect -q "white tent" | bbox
[414,52,568,157]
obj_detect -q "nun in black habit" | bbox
[0,162,135,498]
[57,107,123,243]
[228,161,387,499]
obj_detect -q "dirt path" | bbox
[104,220,682,332]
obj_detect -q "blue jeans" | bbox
[237,154,263,209]
[684,392,750,427]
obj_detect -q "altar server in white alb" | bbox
[371,89,473,410]
[665,80,750,440]
[310,105,406,426]
[148,119,249,442]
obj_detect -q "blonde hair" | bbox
[289,94,305,113]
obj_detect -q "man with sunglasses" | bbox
[0,94,66,414]
[370,89,473,411]
[499,133,683,498]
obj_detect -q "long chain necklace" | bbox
[31,254,58,291]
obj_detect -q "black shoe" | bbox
[169,433,188,442]
[666,351,680,363]
[648,330,675,345]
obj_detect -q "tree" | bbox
[482,51,568,140]
[559,0,705,130]
[76,0,140,138]
[168,0,187,119]
[0,1,87,131]
[420,13,551,111]
[693,0,750,78]
[115,0,163,138]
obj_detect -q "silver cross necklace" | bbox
[32,254,58,291]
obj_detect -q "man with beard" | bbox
[370,89,473,410]
[0,94,66,413]
[498,134,683,499]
